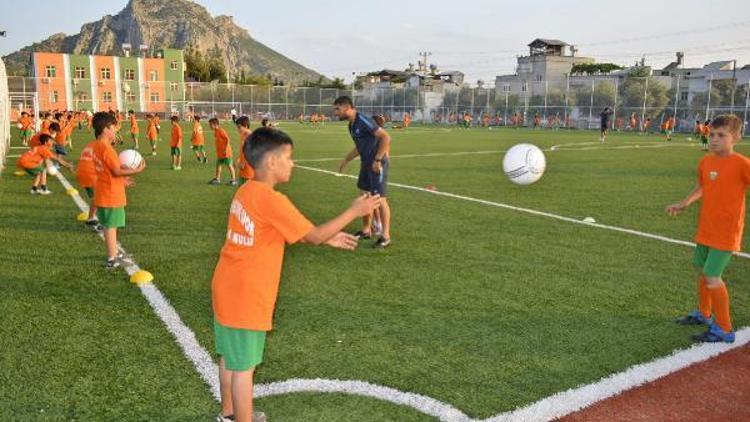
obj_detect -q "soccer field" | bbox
[2,122,749,421]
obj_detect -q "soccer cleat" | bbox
[692,323,735,343]
[39,188,52,195]
[373,237,391,249]
[30,188,38,195]
[353,230,371,240]
[208,178,221,185]
[228,180,238,186]
[215,411,266,422]
[675,310,711,326]
[105,258,121,269]
[85,218,99,226]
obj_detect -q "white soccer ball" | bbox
[119,149,143,170]
[687,137,693,141]
[16,122,23,129]
[503,143,546,185]
[46,164,59,176]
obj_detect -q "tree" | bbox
[618,68,669,119]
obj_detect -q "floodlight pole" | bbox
[588,79,594,130]
[564,74,569,126]
[706,73,713,119]
[613,79,619,127]
[730,60,737,115]
[743,82,749,136]
[673,74,680,120]
[543,80,548,121]
[504,91,509,126]
[640,76,649,127]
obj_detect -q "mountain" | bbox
[2,0,326,84]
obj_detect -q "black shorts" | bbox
[357,159,389,197]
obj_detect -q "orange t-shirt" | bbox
[55,122,68,145]
[19,116,33,131]
[18,145,53,169]
[41,120,52,132]
[237,134,255,180]
[702,125,711,137]
[211,181,314,330]
[146,119,158,140]
[191,123,205,146]
[695,153,750,251]
[214,127,232,159]
[170,124,183,148]
[76,141,98,188]
[29,130,50,148]
[92,140,127,208]
[130,115,139,134]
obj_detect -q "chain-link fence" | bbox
[7,75,750,134]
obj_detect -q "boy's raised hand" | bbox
[666,202,686,216]
[350,193,383,217]
[325,232,359,250]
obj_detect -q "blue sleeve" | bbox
[359,115,379,135]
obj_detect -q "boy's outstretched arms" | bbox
[303,194,383,246]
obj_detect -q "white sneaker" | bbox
[30,188,38,195]
[39,189,52,195]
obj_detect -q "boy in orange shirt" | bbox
[209,118,237,185]
[128,110,139,150]
[191,115,207,163]
[18,112,34,146]
[211,127,382,422]
[666,115,749,343]
[146,113,159,156]
[700,119,711,151]
[17,134,73,195]
[91,112,146,268]
[29,122,59,148]
[77,137,99,225]
[170,115,183,170]
[234,116,255,183]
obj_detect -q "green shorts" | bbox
[97,207,126,229]
[701,135,709,144]
[693,244,732,278]
[171,146,181,156]
[191,145,205,152]
[214,319,266,371]
[21,129,32,137]
[24,164,45,176]
[217,158,233,166]
[84,187,94,199]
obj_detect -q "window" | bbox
[149,70,158,81]
[45,65,56,78]
[74,66,86,79]
[78,94,88,101]
[170,82,179,92]
[101,68,111,80]
[124,69,135,80]
[150,92,160,104]
[170,61,178,70]
[126,92,136,103]
[535,74,543,82]
[521,83,527,92]
[680,91,689,101]
[503,84,511,92]
[51,91,59,103]
[103,91,112,103]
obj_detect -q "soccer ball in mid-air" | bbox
[119,149,143,169]
[503,143,546,185]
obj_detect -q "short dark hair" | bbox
[54,112,63,120]
[38,134,54,145]
[260,118,269,127]
[128,110,135,115]
[193,115,201,121]
[170,115,179,122]
[21,111,27,116]
[333,96,354,107]
[48,122,60,133]
[711,114,743,137]
[235,116,250,128]
[244,127,294,169]
[92,111,117,138]
[209,118,219,126]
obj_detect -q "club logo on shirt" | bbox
[228,199,255,247]
[709,171,718,181]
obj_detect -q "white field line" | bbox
[49,168,750,422]
[294,142,697,163]
[7,154,20,158]
[296,164,750,260]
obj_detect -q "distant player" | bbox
[191,115,208,163]
[170,115,183,170]
[235,116,255,184]
[17,134,73,195]
[700,120,711,151]
[18,112,34,146]
[629,113,638,132]
[667,115,748,343]
[599,107,613,142]
[146,114,159,156]
[76,137,99,226]
[208,118,237,186]
[128,110,139,149]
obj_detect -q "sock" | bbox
[40,184,47,191]
[31,186,38,191]
[708,282,732,332]
[698,276,712,318]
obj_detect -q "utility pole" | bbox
[730,59,737,115]
[418,51,432,74]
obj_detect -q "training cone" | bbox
[14,170,26,176]
[66,188,78,196]
[130,270,154,285]
[76,212,88,222]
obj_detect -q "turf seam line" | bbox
[295,165,750,260]
[294,142,697,163]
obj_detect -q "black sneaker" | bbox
[675,310,711,326]
[85,218,99,226]
[208,178,221,185]
[373,237,391,249]
[353,230,371,240]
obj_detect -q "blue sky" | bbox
[1,0,749,84]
